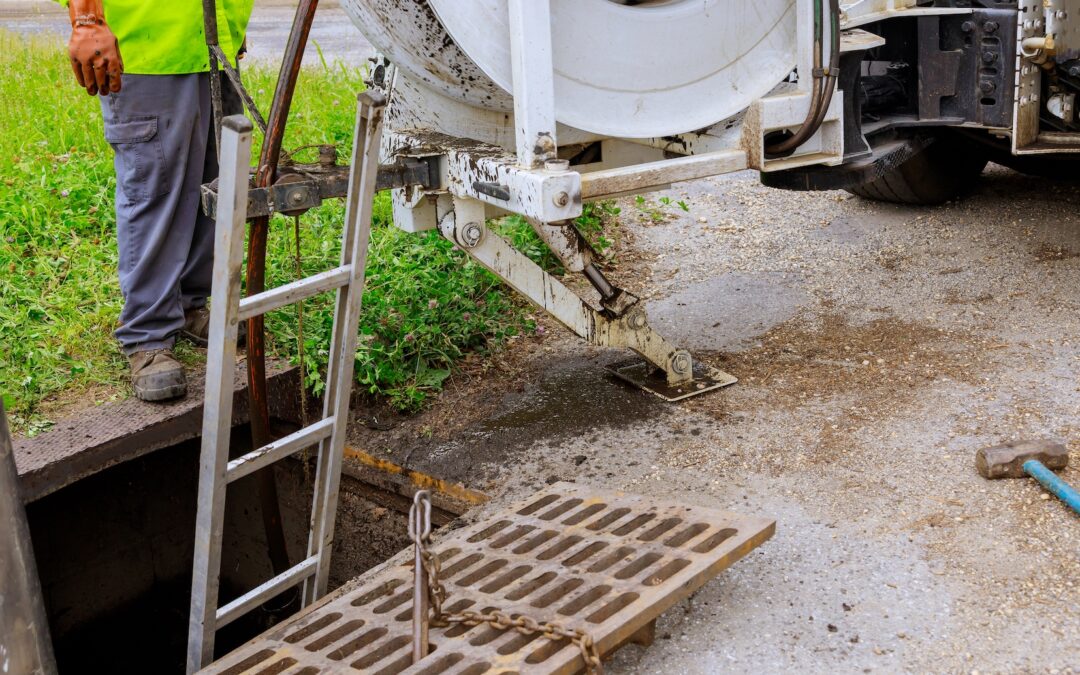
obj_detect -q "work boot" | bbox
[128,348,187,402]
[180,306,246,347]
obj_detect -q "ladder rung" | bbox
[226,417,335,484]
[238,265,352,321]
[215,556,318,629]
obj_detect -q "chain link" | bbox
[409,492,603,674]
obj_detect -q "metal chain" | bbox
[408,492,603,674]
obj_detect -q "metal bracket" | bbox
[438,197,735,398]
[199,157,436,219]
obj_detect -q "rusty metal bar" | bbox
[244,0,321,587]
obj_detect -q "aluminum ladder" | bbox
[186,91,386,673]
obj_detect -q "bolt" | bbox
[290,190,305,204]
[961,20,975,32]
[1056,10,1067,19]
[627,311,648,330]
[460,222,483,248]
[979,80,996,93]
[544,159,570,173]
[983,20,999,33]
[671,352,692,375]
[553,191,570,208]
[982,51,998,64]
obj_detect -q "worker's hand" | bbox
[67,8,122,96]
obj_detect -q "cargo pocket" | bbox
[104,116,168,201]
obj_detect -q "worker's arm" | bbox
[64,0,122,96]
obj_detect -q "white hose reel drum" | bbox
[343,0,797,138]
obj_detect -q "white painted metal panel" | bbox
[426,0,797,138]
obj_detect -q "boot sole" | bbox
[134,381,188,402]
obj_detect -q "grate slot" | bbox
[205,482,775,675]
[665,523,709,548]
[456,559,508,587]
[440,553,485,579]
[467,520,512,543]
[303,619,365,651]
[530,578,585,608]
[693,527,737,553]
[562,541,608,568]
[253,658,295,675]
[611,513,657,536]
[512,530,558,554]
[585,507,631,531]
[525,636,576,665]
[645,558,691,586]
[372,588,412,614]
[351,580,405,608]
[556,584,611,616]
[325,627,387,661]
[496,630,542,655]
[537,498,584,521]
[478,565,532,593]
[517,493,560,515]
[585,592,639,624]
[614,552,664,580]
[283,613,341,644]
[504,571,557,601]
[349,635,411,670]
[586,546,634,573]
[562,502,606,525]
[536,535,583,561]
[219,650,275,675]
[489,525,536,549]
[637,517,682,542]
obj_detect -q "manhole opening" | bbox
[27,421,438,675]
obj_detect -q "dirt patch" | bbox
[1034,243,1080,262]
[681,312,995,472]
[709,313,985,409]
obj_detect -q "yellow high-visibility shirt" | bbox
[57,1,253,75]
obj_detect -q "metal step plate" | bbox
[205,482,775,675]
[607,359,738,402]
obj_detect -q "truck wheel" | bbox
[846,137,988,205]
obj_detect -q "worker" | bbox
[60,0,253,401]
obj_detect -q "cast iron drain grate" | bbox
[204,482,774,674]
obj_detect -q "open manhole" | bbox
[25,425,461,674]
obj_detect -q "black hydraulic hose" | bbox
[765,0,840,157]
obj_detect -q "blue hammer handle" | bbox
[1023,459,1080,515]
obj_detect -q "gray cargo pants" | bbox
[100,73,240,355]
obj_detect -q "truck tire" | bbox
[846,137,988,205]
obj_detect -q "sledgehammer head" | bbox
[976,439,1069,479]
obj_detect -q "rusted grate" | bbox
[204,482,775,674]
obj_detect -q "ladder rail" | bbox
[187,115,254,673]
[304,91,387,603]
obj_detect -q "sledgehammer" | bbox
[976,440,1080,515]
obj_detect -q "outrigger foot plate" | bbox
[607,358,737,402]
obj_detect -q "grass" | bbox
[0,31,620,434]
